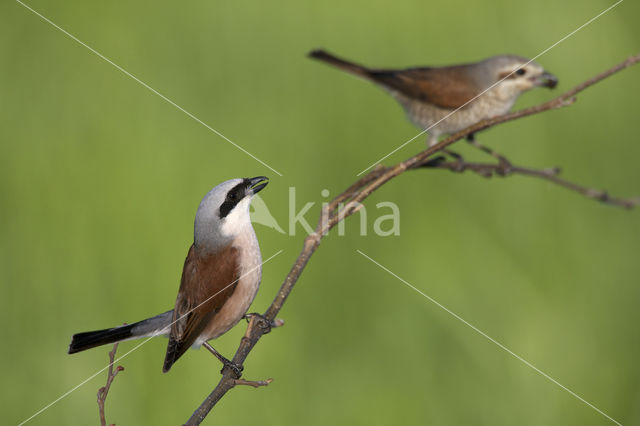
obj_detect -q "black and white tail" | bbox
[68,324,136,354]
[68,310,173,354]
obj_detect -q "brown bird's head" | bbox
[194,176,269,251]
[479,55,558,98]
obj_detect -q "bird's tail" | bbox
[68,324,135,354]
[68,310,173,354]
[308,49,372,79]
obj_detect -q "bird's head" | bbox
[481,55,557,98]
[194,176,269,250]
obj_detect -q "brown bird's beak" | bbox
[247,176,269,194]
[536,71,558,89]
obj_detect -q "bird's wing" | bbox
[163,244,240,372]
[369,66,482,109]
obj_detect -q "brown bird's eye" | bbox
[515,68,526,76]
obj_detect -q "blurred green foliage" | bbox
[2,0,639,424]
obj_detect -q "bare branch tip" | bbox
[233,378,273,388]
[98,343,123,426]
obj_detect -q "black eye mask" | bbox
[218,179,250,219]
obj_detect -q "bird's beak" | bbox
[536,71,558,89]
[247,176,269,195]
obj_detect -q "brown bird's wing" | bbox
[368,66,483,109]
[308,50,482,110]
[163,244,240,372]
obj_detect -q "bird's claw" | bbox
[496,158,513,176]
[244,312,273,334]
[221,359,244,379]
[443,150,465,172]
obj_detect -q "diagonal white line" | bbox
[15,0,283,177]
[356,250,622,426]
[17,249,284,426]
[356,0,624,176]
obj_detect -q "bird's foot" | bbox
[244,312,278,334]
[496,158,513,176]
[221,358,244,379]
[443,150,465,172]
[203,342,243,378]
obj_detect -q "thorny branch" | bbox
[184,53,640,425]
[97,342,124,426]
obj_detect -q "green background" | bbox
[2,0,639,424]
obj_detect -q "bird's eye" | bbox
[219,183,247,218]
[515,68,526,76]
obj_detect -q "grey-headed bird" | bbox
[309,50,557,147]
[68,177,269,375]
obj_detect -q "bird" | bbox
[68,176,269,375]
[308,49,558,147]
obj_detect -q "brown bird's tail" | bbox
[308,49,372,79]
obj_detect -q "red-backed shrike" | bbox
[68,177,269,374]
[309,50,557,146]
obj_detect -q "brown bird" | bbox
[309,49,557,147]
[68,177,269,375]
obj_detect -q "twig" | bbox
[184,53,640,425]
[97,342,124,426]
[421,158,640,209]
[234,378,273,388]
